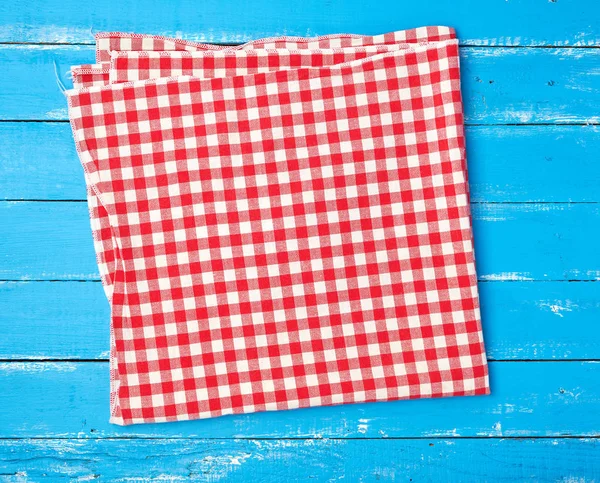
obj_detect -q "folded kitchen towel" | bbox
[67,28,489,425]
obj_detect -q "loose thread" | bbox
[53,59,68,95]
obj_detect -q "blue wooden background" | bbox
[1,1,600,481]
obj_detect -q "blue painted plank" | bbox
[460,47,600,124]
[478,281,600,360]
[473,203,600,281]
[0,123,84,201]
[465,125,600,203]
[1,202,598,281]
[0,282,108,360]
[1,281,599,361]
[0,202,100,281]
[1,45,600,123]
[0,0,598,46]
[0,438,598,482]
[3,123,599,203]
[0,361,598,438]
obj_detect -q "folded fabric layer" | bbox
[71,26,456,89]
[96,26,457,61]
[109,46,410,84]
[68,32,489,425]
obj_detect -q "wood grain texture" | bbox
[3,123,599,203]
[2,1,600,479]
[1,45,600,124]
[0,438,598,482]
[0,361,598,439]
[2,202,599,281]
[479,281,600,361]
[0,122,84,201]
[0,281,109,360]
[0,0,598,46]
[2,281,599,361]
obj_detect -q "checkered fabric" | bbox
[68,35,489,425]
[74,28,458,302]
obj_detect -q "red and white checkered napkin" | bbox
[68,28,489,425]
